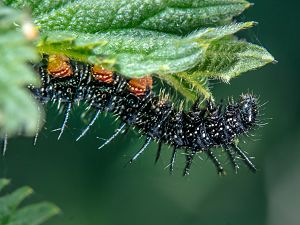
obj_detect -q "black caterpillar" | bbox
[28,55,259,176]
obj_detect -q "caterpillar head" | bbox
[239,94,258,127]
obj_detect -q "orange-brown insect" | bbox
[128,76,153,96]
[47,54,73,78]
[92,65,114,83]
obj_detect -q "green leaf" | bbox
[38,22,253,77]
[7,203,60,225]
[164,37,274,100]
[0,180,59,225]
[0,179,10,192]
[4,1,259,77]
[0,187,33,219]
[3,0,275,108]
[5,0,251,35]
[192,38,275,82]
[0,6,43,137]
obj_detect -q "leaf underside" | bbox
[1,0,275,137]
[30,0,274,99]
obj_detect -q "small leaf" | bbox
[0,6,43,137]
[8,202,60,225]
[0,180,59,225]
[0,187,33,219]
[192,38,275,82]
[0,179,10,192]
[166,37,274,100]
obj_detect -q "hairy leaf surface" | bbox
[3,0,275,107]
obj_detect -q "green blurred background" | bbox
[1,1,299,225]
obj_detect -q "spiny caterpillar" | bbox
[27,54,259,176]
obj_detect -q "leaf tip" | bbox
[45,202,61,215]
[23,186,35,196]
[265,55,276,64]
[244,21,257,29]
[245,2,255,9]
[261,50,276,65]
[0,178,10,190]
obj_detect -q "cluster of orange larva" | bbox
[46,54,152,96]
[30,54,259,176]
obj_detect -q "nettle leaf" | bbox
[6,0,251,35]
[38,22,253,77]
[3,0,274,102]
[0,179,59,225]
[192,38,275,82]
[165,37,274,100]
[0,6,43,137]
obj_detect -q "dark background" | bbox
[1,1,299,225]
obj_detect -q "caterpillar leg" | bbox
[1,133,8,156]
[154,141,162,164]
[129,137,152,163]
[169,147,177,174]
[231,144,257,173]
[183,150,196,176]
[76,110,101,141]
[58,102,72,140]
[224,146,239,173]
[98,123,126,150]
[206,149,225,175]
